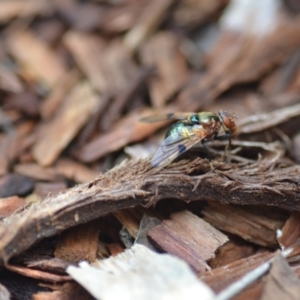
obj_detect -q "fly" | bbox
[141,111,237,168]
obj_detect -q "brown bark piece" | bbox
[33,282,93,300]
[98,1,146,35]
[178,16,300,109]
[140,32,188,108]
[0,63,24,93]
[0,158,300,264]
[6,29,67,89]
[6,264,71,283]
[171,0,226,28]
[15,160,98,184]
[63,31,107,93]
[54,158,99,183]
[0,173,34,198]
[124,0,175,52]
[40,69,80,120]
[14,163,61,181]
[200,252,274,292]
[34,182,67,199]
[0,0,51,23]
[261,254,300,300]
[54,221,100,263]
[202,202,285,248]
[148,210,228,273]
[33,81,98,166]
[0,196,25,219]
[27,258,71,275]
[106,243,124,257]
[76,107,171,162]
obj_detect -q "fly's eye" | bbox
[219,111,236,132]
[190,115,199,124]
[222,116,232,128]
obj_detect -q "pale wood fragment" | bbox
[67,244,215,300]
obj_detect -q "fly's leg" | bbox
[215,132,231,162]
[201,140,215,171]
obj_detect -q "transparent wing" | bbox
[140,112,195,123]
[151,128,206,167]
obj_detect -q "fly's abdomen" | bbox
[165,122,191,139]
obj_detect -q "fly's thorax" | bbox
[194,112,219,124]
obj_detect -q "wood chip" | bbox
[34,182,67,199]
[0,0,51,23]
[33,81,98,166]
[200,252,274,293]
[209,239,256,269]
[14,163,61,181]
[0,196,25,219]
[54,221,100,263]
[148,210,228,273]
[261,254,300,300]
[0,173,34,198]
[76,107,170,162]
[140,32,188,108]
[6,264,71,283]
[33,282,93,300]
[124,0,174,52]
[6,29,68,90]
[40,69,80,120]
[54,158,99,183]
[278,211,300,257]
[202,202,286,248]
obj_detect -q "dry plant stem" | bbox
[1,158,300,264]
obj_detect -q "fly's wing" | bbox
[151,127,206,167]
[140,112,194,123]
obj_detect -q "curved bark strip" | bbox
[0,157,300,264]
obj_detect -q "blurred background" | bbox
[1,0,300,200]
